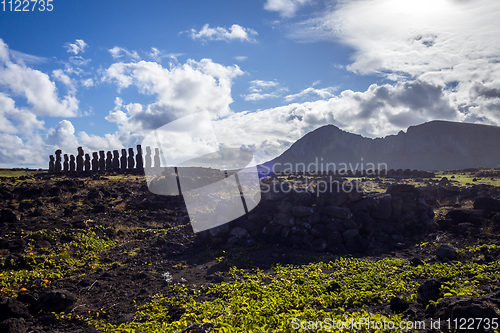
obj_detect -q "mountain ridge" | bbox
[261,120,500,173]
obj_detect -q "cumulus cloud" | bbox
[284,0,500,129]
[44,120,80,153]
[108,46,141,61]
[264,0,314,18]
[213,79,459,163]
[64,39,88,55]
[188,24,258,43]
[0,39,79,117]
[103,58,244,133]
[241,80,287,102]
[285,86,337,102]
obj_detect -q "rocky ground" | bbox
[0,171,499,332]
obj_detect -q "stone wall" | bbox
[203,182,437,254]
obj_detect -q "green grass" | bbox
[0,168,46,178]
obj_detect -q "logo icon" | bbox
[141,111,261,232]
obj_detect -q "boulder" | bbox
[0,318,27,333]
[435,296,500,332]
[436,244,457,261]
[0,298,31,321]
[372,194,392,219]
[292,205,315,217]
[0,210,19,224]
[417,279,442,304]
[324,206,352,219]
[474,196,500,212]
[311,238,328,252]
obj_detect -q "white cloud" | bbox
[0,39,79,117]
[213,79,460,163]
[103,58,244,132]
[284,0,500,131]
[109,46,141,61]
[241,80,287,101]
[188,24,258,43]
[44,120,80,153]
[285,86,337,102]
[69,56,91,66]
[264,0,314,18]
[234,56,248,62]
[81,78,94,87]
[64,39,88,55]
[52,69,76,95]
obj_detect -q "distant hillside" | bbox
[260,120,500,173]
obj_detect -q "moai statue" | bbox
[99,151,106,171]
[76,147,84,173]
[55,150,62,174]
[70,155,76,173]
[120,149,127,170]
[136,145,143,170]
[49,155,55,174]
[92,152,99,172]
[106,151,113,171]
[154,148,161,168]
[63,154,69,173]
[84,154,91,173]
[145,146,152,169]
[128,148,135,170]
[112,150,120,171]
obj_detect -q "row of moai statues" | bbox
[48,145,162,174]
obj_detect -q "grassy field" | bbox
[0,168,47,178]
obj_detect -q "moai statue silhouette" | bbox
[128,148,135,170]
[136,145,143,170]
[55,150,62,174]
[99,151,106,171]
[112,150,120,171]
[70,155,76,173]
[84,154,91,172]
[76,147,84,173]
[63,154,69,173]
[154,148,161,168]
[120,149,127,170]
[92,152,99,172]
[145,146,152,169]
[49,155,55,174]
[106,151,113,171]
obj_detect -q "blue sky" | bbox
[1,0,500,168]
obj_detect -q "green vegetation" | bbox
[0,226,117,296]
[0,168,46,178]
[82,246,499,333]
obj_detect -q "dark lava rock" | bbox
[0,209,20,223]
[324,206,352,219]
[435,296,500,332]
[0,298,31,321]
[0,318,27,333]
[436,244,457,261]
[34,290,77,313]
[386,184,415,195]
[93,204,107,213]
[390,296,409,313]
[311,238,328,252]
[409,257,424,267]
[325,281,341,293]
[474,196,500,212]
[417,279,442,305]
[87,189,104,200]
